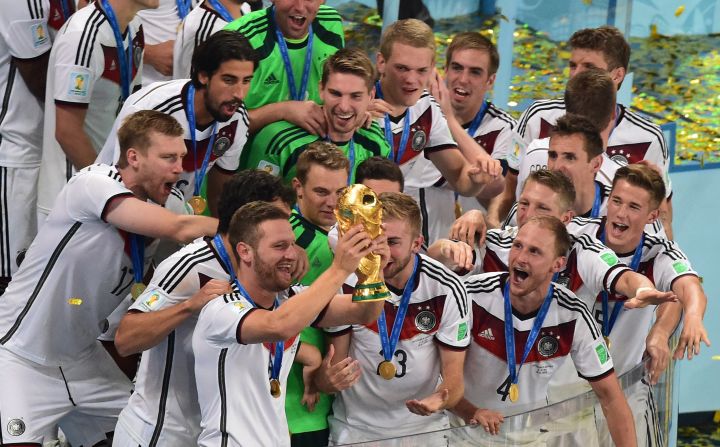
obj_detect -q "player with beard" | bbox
[192,201,388,447]
[326,192,470,444]
[97,31,255,217]
[241,48,391,184]
[371,19,500,246]
[0,111,218,445]
[111,169,302,447]
[459,216,636,446]
[226,0,344,135]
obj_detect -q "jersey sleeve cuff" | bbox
[101,192,134,222]
[578,367,614,382]
[669,272,699,291]
[55,99,90,108]
[212,165,236,175]
[325,326,352,336]
[310,302,332,328]
[434,336,470,351]
[605,265,632,294]
[235,308,258,344]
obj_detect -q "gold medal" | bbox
[188,195,207,215]
[269,378,281,398]
[603,335,612,349]
[509,383,519,402]
[378,360,396,380]
[131,282,146,300]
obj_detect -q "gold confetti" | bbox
[650,24,660,39]
[674,5,685,17]
[68,298,83,305]
[582,0,592,5]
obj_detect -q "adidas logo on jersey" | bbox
[264,73,280,86]
[479,327,495,340]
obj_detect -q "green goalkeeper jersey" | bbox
[240,120,390,183]
[225,5,344,108]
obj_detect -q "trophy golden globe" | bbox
[335,184,391,302]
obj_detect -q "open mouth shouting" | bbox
[608,221,629,239]
[510,266,530,286]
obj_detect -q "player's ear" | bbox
[552,255,567,273]
[292,177,303,198]
[646,207,660,225]
[125,147,140,166]
[236,241,253,264]
[411,234,424,254]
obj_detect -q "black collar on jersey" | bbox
[388,108,409,124]
[500,272,544,321]
[291,209,329,236]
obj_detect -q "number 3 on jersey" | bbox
[376,349,408,378]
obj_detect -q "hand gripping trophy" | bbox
[335,184,391,302]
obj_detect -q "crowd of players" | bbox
[0,0,711,446]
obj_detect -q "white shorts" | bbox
[0,165,39,277]
[0,342,133,445]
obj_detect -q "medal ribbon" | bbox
[455,100,490,201]
[59,0,72,23]
[176,0,190,20]
[271,7,314,101]
[186,84,218,197]
[213,234,284,380]
[591,182,602,218]
[378,255,419,362]
[599,229,645,339]
[466,100,489,137]
[205,0,233,22]
[130,234,145,285]
[503,280,554,387]
[325,137,355,184]
[375,81,411,165]
[101,0,133,100]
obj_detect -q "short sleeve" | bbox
[64,170,133,222]
[434,280,471,349]
[196,294,255,349]
[0,4,51,58]
[490,125,513,161]
[569,305,614,380]
[52,31,104,105]
[573,236,631,295]
[652,241,698,292]
[97,294,133,341]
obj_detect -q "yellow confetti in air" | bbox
[68,298,83,305]
[712,355,720,361]
[582,0,592,5]
[674,5,685,17]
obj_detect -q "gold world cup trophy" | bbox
[335,184,391,302]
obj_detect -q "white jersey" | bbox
[118,237,233,446]
[463,272,613,412]
[379,90,458,191]
[97,79,247,200]
[0,0,53,167]
[328,255,470,439]
[193,289,305,447]
[173,0,250,79]
[137,0,187,85]
[38,3,144,214]
[378,91,458,245]
[513,99,672,195]
[565,217,697,374]
[0,164,153,366]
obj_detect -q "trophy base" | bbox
[352,282,391,303]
